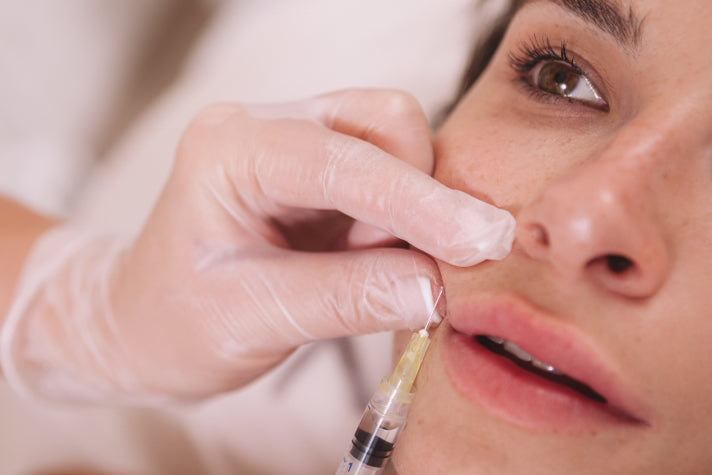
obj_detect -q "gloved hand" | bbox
[1,89,514,404]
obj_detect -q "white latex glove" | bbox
[1,89,514,404]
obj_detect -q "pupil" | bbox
[554,70,568,85]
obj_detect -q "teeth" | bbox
[486,336,562,375]
[503,341,532,362]
[531,359,562,374]
[479,335,606,403]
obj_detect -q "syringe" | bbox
[335,289,443,474]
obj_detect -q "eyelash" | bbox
[508,35,594,106]
[509,35,577,72]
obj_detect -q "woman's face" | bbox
[392,0,712,473]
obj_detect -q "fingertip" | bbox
[432,193,517,267]
[469,209,517,264]
[384,265,443,332]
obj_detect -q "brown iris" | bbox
[537,61,580,96]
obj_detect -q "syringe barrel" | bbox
[334,379,414,474]
[335,451,383,474]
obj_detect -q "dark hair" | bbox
[439,1,521,122]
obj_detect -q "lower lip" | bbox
[441,324,640,432]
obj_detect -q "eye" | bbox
[531,60,603,106]
[508,36,609,111]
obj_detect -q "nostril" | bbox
[605,254,634,274]
[585,252,664,298]
[516,221,552,260]
[523,222,549,247]
[587,254,635,275]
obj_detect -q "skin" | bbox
[0,197,55,379]
[391,0,712,473]
[0,198,55,328]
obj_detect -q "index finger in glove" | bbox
[182,90,515,266]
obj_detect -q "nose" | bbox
[515,127,672,299]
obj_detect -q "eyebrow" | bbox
[523,0,645,49]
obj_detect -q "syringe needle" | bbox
[423,287,444,333]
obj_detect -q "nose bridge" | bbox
[548,119,666,227]
[573,99,710,205]
[602,106,697,176]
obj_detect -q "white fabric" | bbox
[0,0,172,217]
[0,0,507,473]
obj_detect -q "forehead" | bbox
[519,0,644,49]
[516,0,712,36]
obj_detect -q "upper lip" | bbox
[447,292,652,425]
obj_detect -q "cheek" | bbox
[433,96,599,215]
[433,123,538,214]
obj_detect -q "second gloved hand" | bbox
[1,89,515,404]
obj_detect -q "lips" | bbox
[440,293,651,432]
